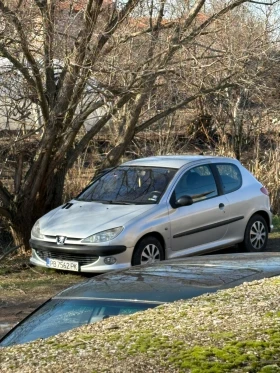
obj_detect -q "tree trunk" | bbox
[42,166,68,212]
[9,207,35,251]
[7,165,68,251]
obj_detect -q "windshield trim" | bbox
[76,165,177,204]
[53,296,165,304]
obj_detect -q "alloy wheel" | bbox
[140,244,160,264]
[249,220,267,250]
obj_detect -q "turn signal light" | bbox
[260,186,269,196]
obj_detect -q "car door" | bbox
[168,164,230,252]
[214,162,245,241]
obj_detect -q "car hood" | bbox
[40,200,154,238]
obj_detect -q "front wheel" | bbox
[240,214,268,252]
[132,236,164,266]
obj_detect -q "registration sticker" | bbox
[46,258,79,272]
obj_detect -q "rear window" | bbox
[216,164,242,194]
[0,299,158,347]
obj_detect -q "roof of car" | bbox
[55,253,280,303]
[122,155,237,169]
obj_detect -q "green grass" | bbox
[270,215,280,240]
[273,215,280,233]
[122,329,280,373]
[0,256,84,301]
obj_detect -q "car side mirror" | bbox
[176,195,193,207]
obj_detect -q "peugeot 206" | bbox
[29,155,273,273]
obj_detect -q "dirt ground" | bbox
[0,258,87,338]
[0,234,280,339]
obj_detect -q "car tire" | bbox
[240,214,268,252]
[132,236,164,266]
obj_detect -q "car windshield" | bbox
[0,298,159,347]
[77,166,176,204]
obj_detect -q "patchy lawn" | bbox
[1,275,280,372]
[0,216,279,339]
[0,256,86,337]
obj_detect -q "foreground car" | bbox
[30,155,273,273]
[2,253,280,347]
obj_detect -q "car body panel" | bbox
[168,195,230,251]
[40,201,154,238]
[122,155,215,169]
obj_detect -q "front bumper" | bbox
[30,239,126,256]
[29,239,132,273]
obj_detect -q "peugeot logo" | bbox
[56,236,66,245]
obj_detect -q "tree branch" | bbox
[38,0,57,108]
[65,93,133,169]
[248,0,279,4]
[0,1,49,121]
[118,21,176,44]
[0,244,23,261]
[0,207,12,220]
[136,82,236,133]
[0,44,36,89]
[0,183,12,219]
[47,99,105,173]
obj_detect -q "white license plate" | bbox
[46,258,79,272]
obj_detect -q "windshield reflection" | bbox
[0,299,158,347]
[77,166,176,204]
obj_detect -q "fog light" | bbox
[104,257,116,265]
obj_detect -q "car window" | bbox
[77,166,176,204]
[0,299,159,347]
[174,165,218,203]
[216,163,242,194]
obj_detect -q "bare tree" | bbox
[194,1,280,158]
[0,0,278,250]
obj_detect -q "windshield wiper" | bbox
[92,200,134,204]
[76,199,112,203]
[75,199,135,204]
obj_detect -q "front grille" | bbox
[36,249,99,266]
[44,235,81,242]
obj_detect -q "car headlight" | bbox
[82,227,123,243]
[31,220,44,239]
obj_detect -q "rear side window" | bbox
[216,164,242,194]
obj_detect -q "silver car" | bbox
[30,155,273,273]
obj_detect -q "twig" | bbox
[27,265,47,277]
[0,244,23,262]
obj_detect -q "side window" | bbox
[216,163,242,194]
[174,165,218,203]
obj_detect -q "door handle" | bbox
[219,203,225,209]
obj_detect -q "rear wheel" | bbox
[132,236,164,266]
[240,214,268,252]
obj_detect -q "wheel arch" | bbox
[132,232,166,263]
[250,211,271,232]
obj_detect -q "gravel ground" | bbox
[1,276,280,373]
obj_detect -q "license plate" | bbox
[46,258,79,272]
